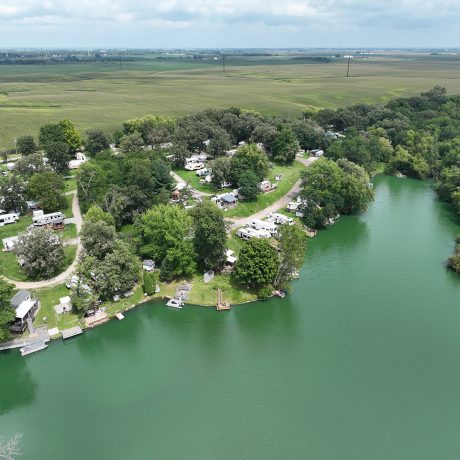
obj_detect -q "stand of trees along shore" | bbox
[1,87,460,331]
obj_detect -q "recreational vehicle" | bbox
[32,212,65,227]
[237,227,270,241]
[247,219,278,236]
[0,213,20,226]
[267,213,294,226]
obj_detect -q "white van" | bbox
[0,213,20,226]
[33,212,65,227]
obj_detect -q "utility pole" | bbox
[346,55,351,77]
[222,53,226,73]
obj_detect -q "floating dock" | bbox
[216,289,230,311]
[115,312,124,320]
[61,326,83,340]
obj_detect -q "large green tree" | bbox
[0,175,27,214]
[233,239,279,290]
[0,279,15,342]
[28,171,67,212]
[14,228,65,279]
[238,170,261,200]
[190,201,227,270]
[80,220,117,259]
[16,135,37,155]
[229,144,270,184]
[271,128,299,165]
[86,129,111,155]
[45,141,72,174]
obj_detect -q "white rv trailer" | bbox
[0,213,20,226]
[236,227,270,241]
[247,219,278,236]
[32,212,65,227]
[267,213,294,226]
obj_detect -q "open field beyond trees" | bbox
[1,53,460,148]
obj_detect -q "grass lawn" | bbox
[160,272,257,306]
[62,224,77,240]
[226,230,246,256]
[0,215,32,239]
[225,161,305,218]
[63,194,74,218]
[33,284,83,331]
[64,173,77,192]
[173,168,217,194]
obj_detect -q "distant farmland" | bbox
[0,53,460,148]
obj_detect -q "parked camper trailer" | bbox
[267,213,294,226]
[32,212,65,227]
[0,213,19,226]
[247,219,278,236]
[237,227,270,241]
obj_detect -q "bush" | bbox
[257,285,273,300]
[143,271,157,295]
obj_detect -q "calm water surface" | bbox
[1,176,460,459]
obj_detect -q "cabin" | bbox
[0,213,20,226]
[143,259,155,272]
[2,235,18,251]
[248,219,278,236]
[9,290,39,333]
[220,194,238,209]
[32,211,65,227]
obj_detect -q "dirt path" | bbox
[4,191,83,290]
[226,156,317,229]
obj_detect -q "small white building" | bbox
[143,259,155,272]
[32,211,65,227]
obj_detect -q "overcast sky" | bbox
[0,0,459,49]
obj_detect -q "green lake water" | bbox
[1,176,460,459]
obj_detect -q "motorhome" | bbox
[196,168,210,177]
[247,219,278,236]
[32,212,65,227]
[0,213,20,226]
[267,213,294,226]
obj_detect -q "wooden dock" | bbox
[216,289,230,311]
[20,341,48,356]
[116,312,124,320]
[61,326,83,340]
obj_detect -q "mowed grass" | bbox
[172,169,216,193]
[1,54,460,148]
[225,162,304,218]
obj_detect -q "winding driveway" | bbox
[4,191,83,290]
[226,156,317,229]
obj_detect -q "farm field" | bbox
[1,53,460,148]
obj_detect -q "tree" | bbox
[136,204,194,263]
[123,114,175,146]
[233,239,279,290]
[274,225,306,289]
[143,271,157,295]
[28,171,67,212]
[238,171,261,200]
[386,146,430,179]
[103,185,149,227]
[210,157,231,188]
[119,131,144,153]
[76,162,108,213]
[16,135,36,155]
[0,175,27,214]
[14,228,65,279]
[92,240,140,299]
[207,127,231,158]
[84,204,115,226]
[249,122,278,152]
[151,157,174,193]
[159,241,196,282]
[86,129,111,155]
[45,141,71,174]
[59,119,81,152]
[39,122,66,149]
[229,143,270,184]
[190,201,227,269]
[0,279,15,342]
[12,152,49,178]
[80,220,117,259]
[271,128,299,165]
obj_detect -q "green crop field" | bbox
[1,53,460,148]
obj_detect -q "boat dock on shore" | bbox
[61,326,83,340]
